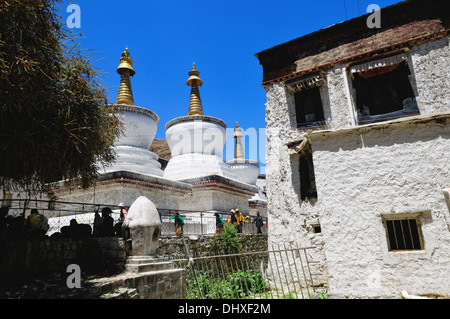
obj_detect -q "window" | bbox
[312,224,321,234]
[353,61,419,124]
[299,152,317,200]
[383,217,423,251]
[294,87,325,128]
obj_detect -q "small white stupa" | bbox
[227,122,260,185]
[100,48,164,177]
[163,63,236,181]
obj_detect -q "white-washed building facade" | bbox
[256,0,450,298]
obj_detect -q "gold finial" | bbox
[234,122,244,159]
[116,48,135,105]
[187,62,204,116]
[122,47,130,58]
[117,48,135,76]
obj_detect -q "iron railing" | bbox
[172,243,323,299]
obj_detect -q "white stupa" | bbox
[51,55,263,215]
[227,122,260,185]
[100,48,164,177]
[163,63,236,181]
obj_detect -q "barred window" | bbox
[383,217,423,251]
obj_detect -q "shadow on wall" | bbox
[310,116,450,153]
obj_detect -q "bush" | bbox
[212,223,241,254]
[187,269,269,299]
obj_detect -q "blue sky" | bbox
[58,0,402,173]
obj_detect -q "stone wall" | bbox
[0,234,267,298]
[157,234,268,260]
[0,234,267,280]
[0,237,126,290]
[86,266,185,299]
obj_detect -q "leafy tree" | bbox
[0,0,121,195]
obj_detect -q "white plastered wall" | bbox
[263,36,450,298]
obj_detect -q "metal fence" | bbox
[189,246,320,299]
[0,199,268,238]
[172,239,323,299]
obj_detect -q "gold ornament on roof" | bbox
[116,48,135,105]
[117,48,135,76]
[187,62,204,116]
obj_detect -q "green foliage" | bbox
[317,289,328,299]
[187,270,269,299]
[0,0,121,194]
[212,223,242,253]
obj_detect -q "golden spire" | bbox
[186,62,204,116]
[234,122,245,159]
[116,48,135,105]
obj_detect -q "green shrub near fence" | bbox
[212,223,241,254]
[187,269,269,299]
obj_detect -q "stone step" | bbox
[86,267,186,299]
[138,268,185,278]
[126,256,166,264]
[125,261,175,274]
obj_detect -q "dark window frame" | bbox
[383,217,424,251]
[294,87,325,128]
[353,61,419,124]
[299,152,317,201]
[312,224,321,234]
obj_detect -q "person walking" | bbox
[114,202,128,236]
[25,209,49,238]
[170,211,184,236]
[215,212,224,234]
[100,207,114,237]
[235,209,244,233]
[118,202,127,222]
[254,211,263,234]
[228,209,238,232]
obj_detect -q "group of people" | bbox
[1,203,266,240]
[0,207,49,239]
[214,209,264,234]
[167,209,265,237]
[228,209,245,233]
[92,203,128,238]
[55,203,128,239]
[0,203,129,240]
